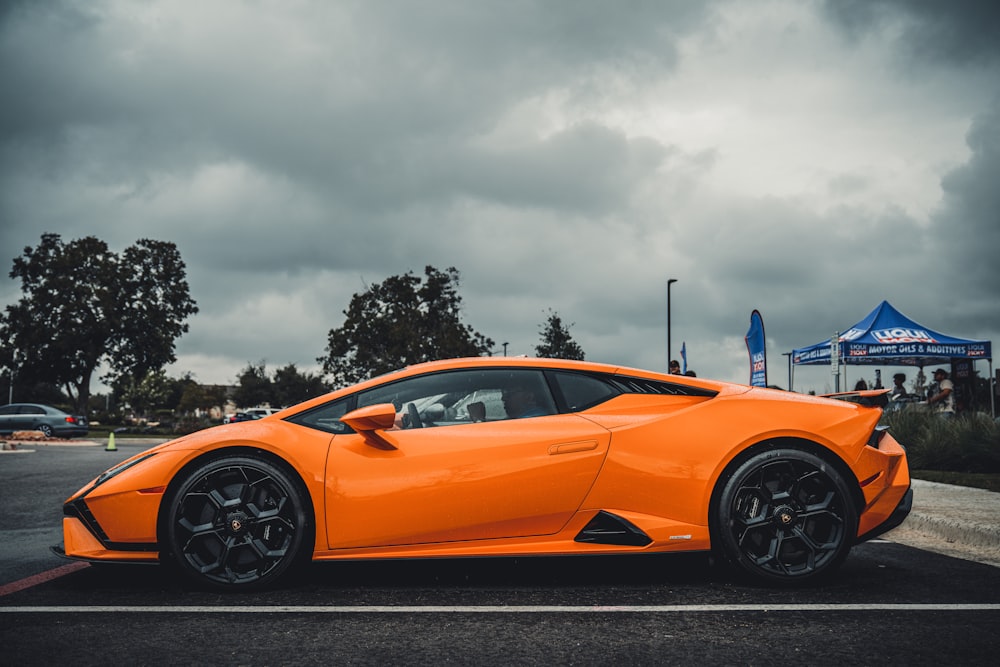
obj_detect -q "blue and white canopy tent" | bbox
[791,301,994,416]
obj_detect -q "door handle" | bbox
[548,440,599,455]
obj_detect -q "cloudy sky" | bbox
[2,0,998,395]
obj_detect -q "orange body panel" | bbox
[852,431,911,537]
[325,415,610,548]
[62,517,158,562]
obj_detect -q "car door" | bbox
[0,404,16,433]
[324,369,612,550]
[14,405,43,431]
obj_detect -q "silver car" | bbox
[0,403,89,438]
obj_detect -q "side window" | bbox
[496,370,556,420]
[356,368,558,429]
[553,372,621,412]
[286,398,353,435]
[21,405,44,415]
[0,405,15,415]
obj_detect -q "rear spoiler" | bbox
[820,388,890,408]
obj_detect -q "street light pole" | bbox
[7,348,15,405]
[667,279,678,368]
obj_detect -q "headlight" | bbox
[94,452,158,487]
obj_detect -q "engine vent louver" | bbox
[609,376,718,398]
[575,511,652,547]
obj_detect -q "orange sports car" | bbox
[57,357,911,589]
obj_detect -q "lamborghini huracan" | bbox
[56,357,911,589]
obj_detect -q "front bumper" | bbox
[56,512,159,562]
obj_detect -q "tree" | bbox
[0,233,198,412]
[113,369,174,418]
[272,363,329,407]
[174,373,212,415]
[319,266,494,386]
[233,361,274,408]
[110,239,200,387]
[535,310,585,360]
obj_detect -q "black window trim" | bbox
[286,365,718,434]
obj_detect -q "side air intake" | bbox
[575,511,652,547]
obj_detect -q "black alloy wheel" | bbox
[714,448,857,584]
[163,455,309,589]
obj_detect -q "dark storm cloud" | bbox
[823,0,1000,66]
[1,1,998,390]
[0,0,701,260]
[928,98,1000,328]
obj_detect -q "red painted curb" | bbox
[0,561,90,597]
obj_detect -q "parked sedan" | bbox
[0,403,89,438]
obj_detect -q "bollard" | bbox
[106,432,117,452]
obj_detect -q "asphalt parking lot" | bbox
[2,439,999,665]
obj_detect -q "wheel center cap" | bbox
[773,505,798,527]
[226,511,250,535]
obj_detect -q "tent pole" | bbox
[990,359,996,419]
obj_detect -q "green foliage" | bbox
[233,361,273,408]
[1,234,118,410]
[881,408,1000,473]
[910,470,1000,493]
[272,363,329,407]
[232,361,328,408]
[0,233,197,412]
[535,310,585,360]
[10,380,68,407]
[319,266,494,387]
[112,369,175,417]
[111,239,199,382]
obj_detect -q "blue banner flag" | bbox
[681,342,687,374]
[745,310,767,387]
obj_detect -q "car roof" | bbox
[4,403,65,413]
[291,356,737,413]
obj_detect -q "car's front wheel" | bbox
[713,447,857,585]
[162,454,310,589]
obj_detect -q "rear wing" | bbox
[820,388,890,408]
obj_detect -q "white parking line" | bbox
[2,604,999,613]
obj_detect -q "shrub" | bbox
[173,416,212,435]
[880,408,1000,473]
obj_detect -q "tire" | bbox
[37,424,54,438]
[713,448,857,585]
[162,454,310,589]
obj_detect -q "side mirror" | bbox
[340,403,398,450]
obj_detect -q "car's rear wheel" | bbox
[37,424,53,438]
[713,448,857,585]
[162,455,309,589]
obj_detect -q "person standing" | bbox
[890,373,907,400]
[927,368,955,417]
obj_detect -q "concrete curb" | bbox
[885,479,1000,568]
[0,437,168,451]
[904,510,1000,549]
